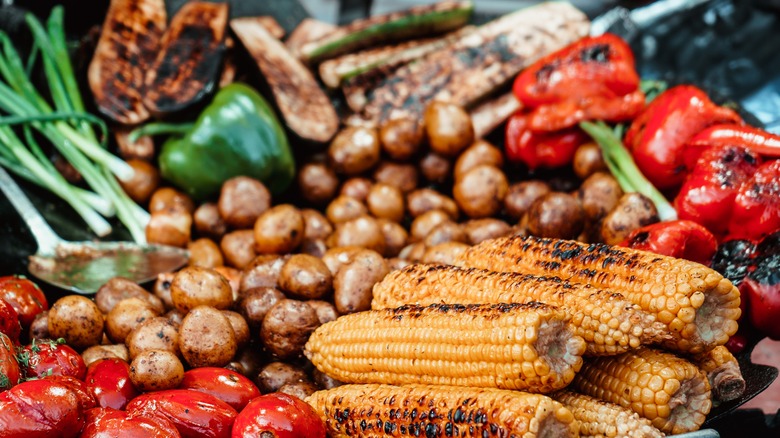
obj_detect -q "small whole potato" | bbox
[278,254,332,300]
[180,306,237,367]
[339,177,372,202]
[297,162,339,205]
[407,189,458,219]
[504,181,552,221]
[424,101,474,156]
[126,316,180,359]
[130,349,184,392]
[82,344,129,366]
[527,192,585,240]
[334,250,388,314]
[231,347,265,378]
[153,273,176,310]
[379,117,423,161]
[260,300,320,360]
[423,221,467,247]
[215,266,241,301]
[421,242,470,265]
[255,362,308,394]
[193,203,227,238]
[278,381,318,400]
[307,300,338,325]
[149,187,194,214]
[399,242,427,262]
[418,152,452,184]
[218,176,271,229]
[453,140,504,181]
[222,310,250,349]
[600,193,660,245]
[254,204,304,254]
[165,309,186,326]
[410,210,452,242]
[301,209,333,240]
[171,266,234,312]
[96,277,164,315]
[188,238,224,268]
[48,295,104,350]
[239,255,287,292]
[321,246,364,276]
[378,219,408,257]
[328,126,381,175]
[329,215,386,254]
[238,287,286,331]
[146,208,192,248]
[118,159,160,204]
[29,311,50,340]
[463,218,512,245]
[373,162,419,194]
[106,298,160,344]
[387,257,412,272]
[312,368,343,390]
[578,172,624,223]
[300,238,328,258]
[326,195,367,224]
[573,142,608,179]
[366,183,405,223]
[220,230,257,269]
[454,165,508,218]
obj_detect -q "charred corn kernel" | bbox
[688,346,745,402]
[572,347,712,435]
[552,390,663,438]
[306,384,579,438]
[454,235,741,354]
[305,303,585,393]
[372,264,669,356]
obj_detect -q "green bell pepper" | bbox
[131,83,295,200]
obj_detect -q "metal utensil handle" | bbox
[0,166,62,254]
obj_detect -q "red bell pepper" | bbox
[727,160,780,241]
[513,34,644,132]
[618,220,717,265]
[505,111,587,170]
[624,85,743,190]
[674,146,761,238]
[683,123,780,169]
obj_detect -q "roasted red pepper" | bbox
[674,146,761,238]
[727,160,780,241]
[513,33,644,131]
[740,253,780,340]
[618,220,717,265]
[504,111,587,170]
[624,85,743,190]
[683,123,780,170]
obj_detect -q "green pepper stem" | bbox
[129,122,196,143]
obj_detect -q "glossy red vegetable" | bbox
[0,276,48,330]
[504,111,587,170]
[126,389,237,438]
[674,146,761,238]
[85,358,140,410]
[0,333,20,392]
[0,378,85,438]
[17,339,86,381]
[43,375,97,412]
[81,407,182,438]
[684,123,780,168]
[231,392,326,438]
[624,85,743,190]
[0,299,20,344]
[740,254,780,340]
[727,160,780,241]
[618,220,717,266]
[178,367,259,411]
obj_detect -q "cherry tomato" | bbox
[179,367,260,411]
[18,339,86,381]
[43,375,97,411]
[0,378,85,438]
[81,407,182,438]
[0,333,20,392]
[85,358,140,410]
[0,276,48,330]
[126,389,237,438]
[0,299,21,344]
[232,393,326,438]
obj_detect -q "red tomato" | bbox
[0,276,48,330]
[232,393,326,438]
[126,389,237,438]
[81,407,181,438]
[0,299,21,344]
[0,333,20,392]
[44,375,97,412]
[85,358,140,410]
[179,367,260,411]
[0,378,85,438]
[18,339,86,380]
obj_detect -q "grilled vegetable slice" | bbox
[232,17,338,143]
[286,18,337,58]
[256,16,285,39]
[355,2,589,126]
[551,390,664,438]
[572,347,712,435]
[372,264,668,356]
[143,1,228,116]
[305,302,585,393]
[470,91,522,138]
[454,235,741,354]
[299,1,474,63]
[306,384,579,438]
[688,345,745,402]
[88,0,166,125]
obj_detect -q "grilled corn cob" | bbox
[454,235,741,354]
[304,303,585,393]
[306,384,580,438]
[372,264,670,355]
[551,390,663,438]
[571,347,712,435]
[688,346,745,402]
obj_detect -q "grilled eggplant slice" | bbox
[470,91,522,139]
[88,0,166,125]
[285,18,337,59]
[300,0,474,63]
[143,1,228,116]
[232,17,338,144]
[356,2,589,126]
[257,16,285,40]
